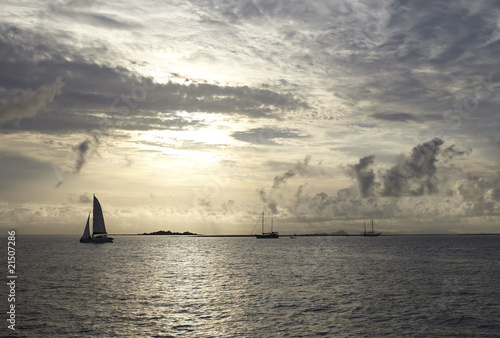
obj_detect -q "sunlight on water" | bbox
[6,235,500,337]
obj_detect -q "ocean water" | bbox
[2,235,500,337]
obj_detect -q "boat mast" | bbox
[262,212,264,234]
[364,221,366,235]
[90,195,94,237]
[271,218,273,233]
[371,219,374,234]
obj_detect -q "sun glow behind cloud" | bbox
[1,1,500,234]
[136,112,238,148]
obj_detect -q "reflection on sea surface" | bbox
[9,235,500,336]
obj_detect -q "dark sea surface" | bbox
[2,235,500,337]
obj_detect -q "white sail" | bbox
[82,214,91,239]
[92,196,107,235]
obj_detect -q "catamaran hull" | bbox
[256,233,279,238]
[80,237,114,243]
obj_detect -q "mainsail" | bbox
[92,196,107,235]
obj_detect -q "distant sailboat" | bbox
[255,212,279,239]
[80,195,114,243]
[362,219,381,237]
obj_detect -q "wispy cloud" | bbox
[231,127,308,145]
[0,77,64,123]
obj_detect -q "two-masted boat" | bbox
[362,219,381,237]
[80,195,114,243]
[255,212,279,238]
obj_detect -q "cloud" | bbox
[256,138,489,225]
[197,196,212,208]
[455,172,500,203]
[259,156,327,214]
[74,139,91,173]
[0,28,309,133]
[72,136,99,173]
[371,113,418,122]
[1,1,500,235]
[143,81,309,118]
[258,189,278,215]
[0,77,64,123]
[381,138,445,197]
[347,155,376,198]
[273,169,296,189]
[453,171,500,216]
[69,193,92,204]
[271,156,323,189]
[440,145,472,161]
[231,127,307,145]
[58,11,142,30]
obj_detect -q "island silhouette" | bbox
[139,230,197,236]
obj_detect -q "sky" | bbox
[1,0,499,235]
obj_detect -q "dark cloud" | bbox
[273,169,296,189]
[371,112,417,122]
[344,139,472,200]
[72,136,99,173]
[231,127,307,145]
[0,77,64,123]
[347,155,376,198]
[0,28,308,133]
[0,109,206,133]
[256,138,483,223]
[381,138,444,197]
[3,2,498,139]
[440,145,472,161]
[143,81,308,118]
[74,139,91,173]
[314,1,500,132]
[0,27,139,102]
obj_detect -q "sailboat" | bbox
[80,195,114,243]
[362,219,381,237]
[255,212,279,238]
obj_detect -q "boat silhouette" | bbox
[255,212,279,239]
[362,219,381,237]
[80,195,114,243]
